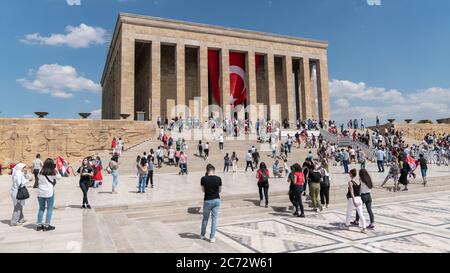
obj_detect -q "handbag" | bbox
[16,185,30,200]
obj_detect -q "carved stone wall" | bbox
[0,119,155,166]
[369,123,450,141]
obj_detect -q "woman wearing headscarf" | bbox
[10,163,31,226]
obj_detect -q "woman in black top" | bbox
[345,169,366,233]
[198,140,203,158]
[75,158,94,209]
[398,156,410,191]
[302,161,311,196]
[256,162,270,208]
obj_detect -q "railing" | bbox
[319,129,376,161]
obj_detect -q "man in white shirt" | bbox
[376,148,385,172]
[271,142,277,158]
[245,150,254,172]
[116,138,124,156]
[287,136,293,153]
[219,134,224,150]
[349,148,356,163]
[168,146,175,165]
[156,147,164,167]
[32,154,43,188]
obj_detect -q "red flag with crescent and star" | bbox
[56,155,70,177]
[208,52,262,107]
[208,50,221,105]
[229,52,247,107]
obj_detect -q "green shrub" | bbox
[417,120,433,124]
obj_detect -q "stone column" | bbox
[199,45,209,121]
[151,40,161,121]
[284,56,295,127]
[295,65,303,120]
[221,48,231,120]
[247,51,257,122]
[188,99,196,119]
[300,57,313,120]
[310,62,318,120]
[266,52,278,121]
[120,31,135,120]
[176,43,186,117]
[166,99,176,118]
[316,58,330,121]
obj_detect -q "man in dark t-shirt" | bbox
[200,164,222,243]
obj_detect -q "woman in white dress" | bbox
[10,163,32,226]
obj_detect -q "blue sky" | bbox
[1,0,450,124]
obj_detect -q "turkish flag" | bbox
[229,52,247,107]
[208,50,221,105]
[406,155,419,173]
[209,52,261,107]
[56,155,70,177]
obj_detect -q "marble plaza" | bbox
[0,161,449,253]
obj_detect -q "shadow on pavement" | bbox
[22,224,37,230]
[243,199,260,206]
[179,232,201,240]
[187,207,202,215]
[271,206,289,213]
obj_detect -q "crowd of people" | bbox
[7,149,121,232]
[6,117,447,242]
[199,153,377,242]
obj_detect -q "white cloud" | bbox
[90,109,102,120]
[84,99,91,104]
[21,24,108,49]
[67,0,81,6]
[329,79,450,125]
[17,64,101,99]
[329,79,405,104]
[367,0,381,6]
[335,98,350,108]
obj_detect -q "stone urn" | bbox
[79,113,91,119]
[404,119,413,124]
[436,118,450,124]
[34,112,49,118]
[387,119,396,124]
[120,114,131,120]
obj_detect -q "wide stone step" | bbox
[93,180,448,223]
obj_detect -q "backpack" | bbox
[321,175,330,187]
[358,154,366,164]
[294,172,305,186]
[260,170,269,186]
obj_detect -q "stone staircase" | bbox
[93,175,450,224]
[320,129,376,161]
[98,130,312,174]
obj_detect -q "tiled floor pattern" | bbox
[217,193,450,253]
